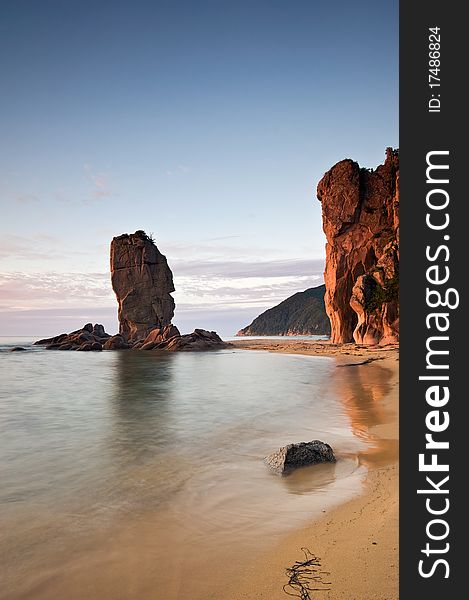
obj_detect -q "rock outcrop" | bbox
[136,327,226,351]
[317,148,399,345]
[34,323,113,351]
[135,324,181,350]
[265,440,336,475]
[34,323,227,352]
[110,230,175,343]
[163,329,226,351]
[236,285,330,337]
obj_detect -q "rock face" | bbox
[103,335,129,350]
[138,324,181,350]
[265,440,336,475]
[110,230,175,343]
[317,148,399,345]
[236,285,330,337]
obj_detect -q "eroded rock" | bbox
[317,148,399,344]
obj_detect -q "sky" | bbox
[0,0,398,337]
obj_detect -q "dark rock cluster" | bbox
[35,323,111,351]
[34,323,227,352]
[134,325,227,351]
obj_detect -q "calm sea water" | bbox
[0,337,390,599]
[224,335,330,341]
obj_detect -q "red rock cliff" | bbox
[317,148,399,345]
[110,231,175,342]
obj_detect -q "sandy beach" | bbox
[231,337,399,361]
[227,339,399,600]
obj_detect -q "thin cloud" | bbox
[165,164,191,177]
[83,164,112,201]
[92,175,111,198]
[0,306,118,337]
[55,186,72,203]
[0,271,113,310]
[0,253,324,321]
[15,194,39,205]
[0,234,94,261]
[172,258,324,279]
[161,240,322,261]
[0,265,325,335]
[202,235,242,242]
[0,235,61,261]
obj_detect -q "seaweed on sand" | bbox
[283,548,331,599]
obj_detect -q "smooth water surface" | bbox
[0,339,391,599]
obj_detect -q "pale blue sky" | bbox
[0,0,398,336]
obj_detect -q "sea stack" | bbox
[317,148,399,345]
[35,230,227,351]
[110,230,175,343]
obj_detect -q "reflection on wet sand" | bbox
[107,351,175,459]
[334,359,398,468]
[280,459,340,495]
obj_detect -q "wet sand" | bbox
[231,337,399,362]
[228,339,399,600]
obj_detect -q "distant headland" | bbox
[236,285,330,337]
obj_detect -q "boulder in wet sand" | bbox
[265,440,336,475]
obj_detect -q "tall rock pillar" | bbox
[317,148,399,345]
[110,230,175,342]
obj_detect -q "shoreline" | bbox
[227,339,399,600]
[229,337,398,360]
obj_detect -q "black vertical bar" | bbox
[400,1,465,597]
